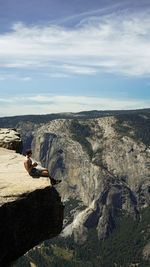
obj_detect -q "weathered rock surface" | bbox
[0,148,63,266]
[143,242,150,260]
[0,128,22,153]
[29,117,150,242]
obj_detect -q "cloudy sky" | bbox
[0,0,150,116]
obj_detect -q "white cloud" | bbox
[47,73,71,78]
[0,98,13,103]
[0,94,149,117]
[22,77,31,81]
[62,65,97,75]
[0,8,150,77]
[0,73,31,81]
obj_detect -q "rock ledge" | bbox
[0,148,63,266]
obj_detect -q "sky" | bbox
[0,0,150,116]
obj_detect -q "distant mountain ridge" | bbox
[0,108,150,128]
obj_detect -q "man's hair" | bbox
[26,149,32,155]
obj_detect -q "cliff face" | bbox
[0,137,63,266]
[30,117,150,242]
[31,119,98,205]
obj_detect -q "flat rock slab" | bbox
[0,148,50,206]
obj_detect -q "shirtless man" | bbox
[24,149,61,185]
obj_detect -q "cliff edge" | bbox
[0,131,63,267]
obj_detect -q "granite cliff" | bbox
[27,116,150,243]
[0,130,63,267]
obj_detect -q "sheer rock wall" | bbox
[30,117,150,242]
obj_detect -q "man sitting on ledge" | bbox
[24,149,61,186]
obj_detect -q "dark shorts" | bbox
[29,168,42,178]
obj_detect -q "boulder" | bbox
[0,128,23,153]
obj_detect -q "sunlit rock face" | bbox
[0,128,23,153]
[0,147,63,267]
[30,117,150,242]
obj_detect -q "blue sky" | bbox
[0,0,150,116]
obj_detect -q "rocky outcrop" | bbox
[0,128,23,153]
[29,117,150,242]
[0,148,63,266]
[143,242,150,260]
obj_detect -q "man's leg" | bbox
[41,170,49,177]
[42,168,48,172]
[41,169,61,185]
